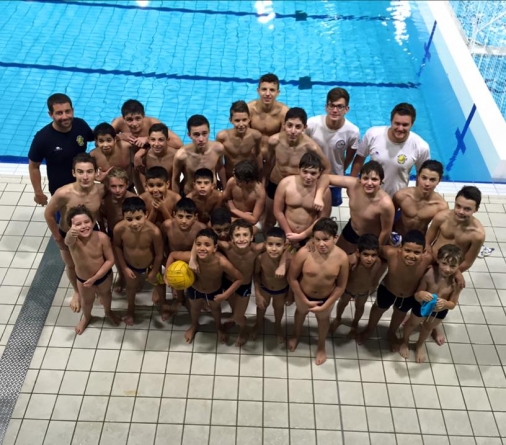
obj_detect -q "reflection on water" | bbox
[255,0,275,29]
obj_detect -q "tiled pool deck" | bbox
[1,163,506,445]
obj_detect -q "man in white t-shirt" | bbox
[350,103,430,197]
[306,88,360,206]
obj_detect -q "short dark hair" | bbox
[93,122,116,140]
[121,99,145,117]
[266,227,286,241]
[234,159,260,183]
[313,218,338,237]
[72,153,97,170]
[299,152,323,171]
[230,100,250,118]
[196,228,218,245]
[418,160,443,179]
[437,244,464,266]
[187,114,210,133]
[122,196,147,214]
[174,198,198,215]
[194,168,214,183]
[47,93,72,113]
[210,207,231,226]
[66,205,94,227]
[326,88,350,106]
[259,73,280,88]
[149,123,168,138]
[360,160,384,182]
[285,107,307,126]
[456,185,481,210]
[402,230,425,248]
[357,234,379,253]
[390,103,416,124]
[146,166,169,182]
[230,218,254,237]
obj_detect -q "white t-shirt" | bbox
[357,126,430,197]
[306,115,360,176]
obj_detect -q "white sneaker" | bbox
[478,246,494,258]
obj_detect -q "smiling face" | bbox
[195,235,217,259]
[231,226,254,249]
[359,171,382,194]
[71,213,94,238]
[96,133,115,155]
[453,196,478,222]
[145,177,168,200]
[148,131,168,155]
[124,113,144,135]
[401,242,424,266]
[257,81,279,106]
[230,111,250,134]
[438,258,459,278]
[299,166,321,187]
[389,113,413,143]
[417,168,441,194]
[124,210,146,232]
[49,102,74,131]
[72,162,97,188]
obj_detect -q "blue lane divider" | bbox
[417,20,437,78]
[446,104,477,173]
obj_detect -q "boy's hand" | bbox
[146,269,158,284]
[285,293,294,306]
[274,263,286,278]
[417,291,434,303]
[303,239,316,253]
[133,153,145,168]
[313,196,324,212]
[308,302,325,313]
[96,166,113,182]
[152,199,162,210]
[54,234,68,251]
[348,253,358,271]
[454,271,466,289]
[69,225,80,239]
[83,277,96,288]
[256,293,266,309]
[189,258,199,273]
[134,136,148,148]
[214,293,227,303]
[124,267,137,280]
[126,135,138,145]
[435,298,446,311]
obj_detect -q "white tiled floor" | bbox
[1,164,506,445]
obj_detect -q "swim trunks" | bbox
[306,295,330,305]
[260,283,289,296]
[222,276,252,297]
[186,286,222,302]
[412,300,448,320]
[375,283,415,313]
[341,219,360,244]
[344,289,369,299]
[76,268,112,286]
[330,187,343,207]
[266,180,278,200]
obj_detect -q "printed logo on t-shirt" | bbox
[397,154,407,164]
[76,135,85,146]
[54,146,63,152]
[336,140,346,149]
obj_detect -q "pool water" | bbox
[0,0,492,182]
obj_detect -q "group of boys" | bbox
[30,73,486,365]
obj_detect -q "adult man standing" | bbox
[306,87,360,207]
[28,94,94,205]
[350,103,430,197]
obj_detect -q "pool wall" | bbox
[417,1,506,181]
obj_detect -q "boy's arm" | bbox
[86,234,116,285]
[222,178,234,203]
[253,256,266,308]
[216,256,244,301]
[440,285,462,310]
[264,136,278,182]
[112,226,133,278]
[312,252,349,312]
[378,200,396,246]
[133,148,147,169]
[215,145,227,189]
[272,180,293,235]
[309,142,331,174]
[171,152,184,194]
[44,190,67,250]
[64,225,79,248]
[168,130,183,150]
[459,234,485,272]
[253,131,263,176]
[378,245,396,260]
[343,135,359,171]
[296,190,331,240]
[288,249,316,307]
[425,212,444,254]
[414,273,432,302]
[166,251,191,268]
[147,227,164,284]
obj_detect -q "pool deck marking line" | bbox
[0,240,65,443]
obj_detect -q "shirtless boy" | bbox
[265,107,330,230]
[357,230,432,349]
[393,160,448,236]
[141,123,179,182]
[223,159,266,226]
[44,153,105,312]
[100,167,136,292]
[166,228,243,344]
[330,234,386,338]
[112,100,182,193]
[399,244,463,362]
[186,168,223,224]
[252,227,290,343]
[65,205,120,334]
[172,115,226,195]
[288,218,349,365]
[210,207,232,241]
[140,166,181,226]
[217,100,262,180]
[162,198,206,314]
[248,73,289,162]
[426,185,485,344]
[274,152,331,248]
[315,161,395,254]
[113,197,165,324]
[90,123,132,185]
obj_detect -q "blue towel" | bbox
[420,293,438,317]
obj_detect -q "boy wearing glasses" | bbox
[306,88,360,207]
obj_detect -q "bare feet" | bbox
[415,344,427,363]
[276,327,285,344]
[114,276,125,293]
[75,316,91,335]
[388,333,400,352]
[223,321,235,331]
[249,325,259,341]
[70,292,81,313]
[431,327,445,346]
[185,324,199,343]
[105,311,121,327]
[315,347,327,366]
[398,342,410,359]
[347,327,358,339]
[356,328,372,345]
[161,303,175,321]
[287,337,299,352]
[217,329,228,344]
[329,317,341,335]
[124,314,134,326]
[235,335,247,347]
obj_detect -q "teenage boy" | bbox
[210,207,232,242]
[314,161,395,253]
[187,168,223,224]
[351,103,430,197]
[393,160,448,236]
[29,93,94,206]
[217,100,263,180]
[44,153,105,313]
[274,153,331,248]
[65,205,120,334]
[306,87,360,207]
[113,197,165,325]
[288,218,349,365]
[248,73,289,161]
[172,115,226,195]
